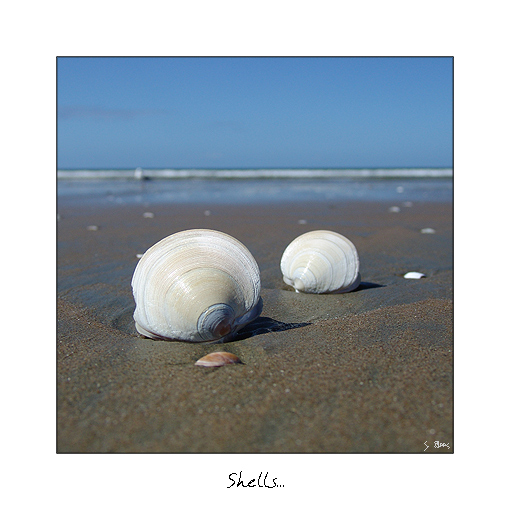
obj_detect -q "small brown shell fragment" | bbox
[195,352,241,367]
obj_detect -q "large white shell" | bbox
[131,229,262,343]
[280,230,361,294]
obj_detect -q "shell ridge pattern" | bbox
[323,238,349,290]
[306,248,336,292]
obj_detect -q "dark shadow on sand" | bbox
[110,306,137,335]
[353,281,385,292]
[232,316,312,342]
[281,281,385,294]
[113,307,310,344]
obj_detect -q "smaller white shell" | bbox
[280,230,361,294]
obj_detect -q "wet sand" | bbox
[57,196,452,452]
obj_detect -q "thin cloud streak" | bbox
[58,105,174,120]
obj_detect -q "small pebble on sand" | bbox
[143,212,154,218]
[86,225,99,231]
[421,228,436,234]
[298,219,307,224]
[204,210,211,216]
[389,206,401,213]
[404,271,426,279]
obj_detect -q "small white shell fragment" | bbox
[204,210,211,216]
[136,253,144,259]
[86,225,99,231]
[404,271,426,279]
[280,230,361,294]
[143,212,155,218]
[298,219,307,225]
[132,229,262,343]
[195,351,241,367]
[420,228,436,234]
[389,206,401,213]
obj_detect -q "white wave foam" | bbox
[57,168,453,180]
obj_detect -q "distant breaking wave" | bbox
[57,168,452,180]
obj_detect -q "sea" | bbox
[57,168,453,206]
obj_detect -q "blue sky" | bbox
[57,57,452,169]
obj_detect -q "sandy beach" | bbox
[57,186,452,453]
